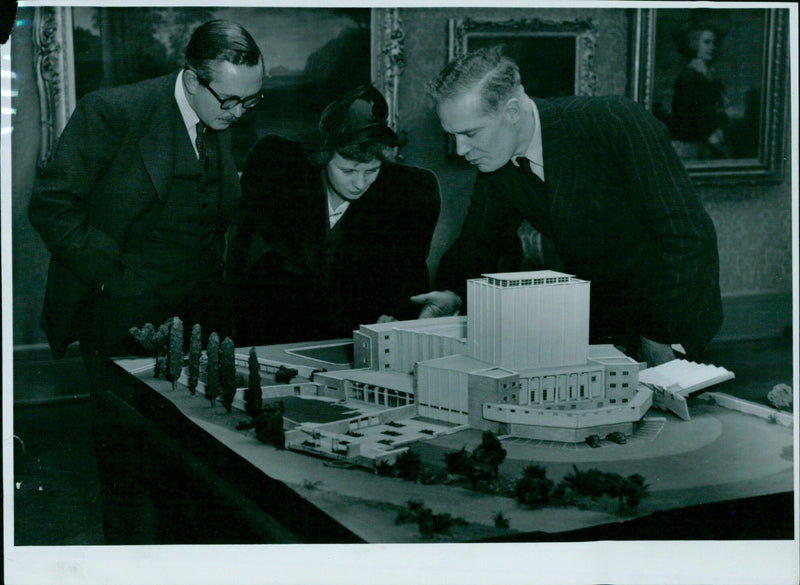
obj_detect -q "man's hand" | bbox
[640,336,676,367]
[410,290,462,318]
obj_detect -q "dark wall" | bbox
[8,7,793,347]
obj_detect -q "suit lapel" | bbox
[537,98,573,202]
[537,97,589,228]
[138,74,179,203]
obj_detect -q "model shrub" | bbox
[245,347,263,417]
[168,316,183,390]
[253,401,285,449]
[514,464,554,508]
[768,383,793,411]
[205,332,220,405]
[129,319,170,377]
[187,323,202,395]
[374,459,395,477]
[220,337,236,413]
[493,512,510,529]
[395,449,422,482]
[472,430,507,478]
[444,447,471,475]
[275,365,299,384]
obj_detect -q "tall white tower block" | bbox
[466,271,590,370]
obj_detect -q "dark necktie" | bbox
[195,121,209,178]
[517,156,545,187]
[516,155,552,236]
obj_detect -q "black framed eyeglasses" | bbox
[197,77,263,110]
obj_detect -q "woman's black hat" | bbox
[304,84,399,151]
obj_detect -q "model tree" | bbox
[514,464,554,508]
[187,323,202,395]
[129,319,170,377]
[768,383,793,411]
[245,347,262,417]
[168,316,183,390]
[274,365,298,384]
[394,449,422,483]
[253,401,285,449]
[472,430,507,478]
[220,337,236,413]
[205,332,220,405]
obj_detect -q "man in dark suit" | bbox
[413,46,722,366]
[29,19,264,360]
[27,20,264,544]
[229,84,440,346]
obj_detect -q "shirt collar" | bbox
[513,96,544,180]
[175,70,200,137]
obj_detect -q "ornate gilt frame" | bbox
[449,17,599,96]
[32,6,406,169]
[631,8,788,185]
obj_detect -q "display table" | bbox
[92,350,795,544]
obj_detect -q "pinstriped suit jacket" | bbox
[437,95,722,357]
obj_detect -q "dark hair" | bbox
[185,20,262,80]
[427,45,521,114]
[306,141,396,167]
[677,26,724,61]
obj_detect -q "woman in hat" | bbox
[670,19,730,159]
[228,85,441,346]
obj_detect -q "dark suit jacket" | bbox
[437,95,722,358]
[229,135,440,345]
[28,72,241,357]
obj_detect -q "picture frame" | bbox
[631,7,788,185]
[445,17,597,159]
[449,17,599,97]
[31,6,405,170]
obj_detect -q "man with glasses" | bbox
[29,19,264,361]
[28,20,263,544]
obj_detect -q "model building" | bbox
[310,270,650,449]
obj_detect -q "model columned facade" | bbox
[316,270,652,443]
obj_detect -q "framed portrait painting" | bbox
[632,7,788,185]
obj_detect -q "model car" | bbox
[584,434,601,448]
[606,431,627,444]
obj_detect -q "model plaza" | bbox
[300,270,650,459]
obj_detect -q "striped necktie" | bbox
[195,121,209,178]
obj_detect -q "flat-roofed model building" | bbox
[467,271,590,369]
[316,270,651,444]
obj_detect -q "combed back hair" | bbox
[185,20,262,80]
[427,45,521,114]
[679,27,723,60]
[306,141,396,168]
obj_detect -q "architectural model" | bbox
[223,269,730,467]
[311,271,648,449]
